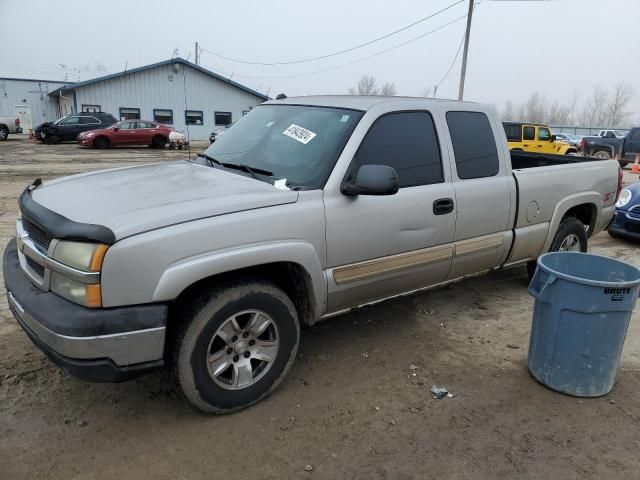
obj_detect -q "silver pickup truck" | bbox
[3,96,621,412]
[0,114,22,140]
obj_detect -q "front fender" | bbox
[152,241,327,316]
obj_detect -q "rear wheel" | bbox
[172,280,300,413]
[45,134,60,145]
[527,217,587,281]
[593,150,611,160]
[0,126,8,141]
[94,136,110,149]
[151,135,166,149]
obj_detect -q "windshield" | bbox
[204,104,363,189]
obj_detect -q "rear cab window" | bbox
[446,111,500,180]
[348,111,443,188]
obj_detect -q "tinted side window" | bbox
[503,123,521,142]
[80,116,99,125]
[538,127,550,141]
[632,129,640,140]
[523,126,535,141]
[446,111,500,180]
[61,116,80,126]
[350,111,443,188]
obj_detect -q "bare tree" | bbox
[547,100,571,125]
[606,81,635,126]
[567,89,580,125]
[348,75,379,95]
[523,92,547,123]
[380,82,397,96]
[580,85,609,127]
[501,100,516,121]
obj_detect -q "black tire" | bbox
[0,126,8,141]
[527,217,587,281]
[45,134,60,145]
[151,135,166,149]
[172,280,300,413]
[593,150,611,160]
[94,136,110,149]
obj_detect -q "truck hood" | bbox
[31,161,299,239]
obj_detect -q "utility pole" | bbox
[457,0,474,101]
[195,42,199,65]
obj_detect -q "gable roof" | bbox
[47,57,268,100]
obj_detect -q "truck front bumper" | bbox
[3,239,168,382]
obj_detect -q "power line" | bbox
[436,30,466,89]
[201,14,467,80]
[200,0,465,66]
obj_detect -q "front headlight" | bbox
[616,189,632,208]
[51,272,102,307]
[52,241,108,272]
[50,241,108,308]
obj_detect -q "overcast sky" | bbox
[1,0,638,119]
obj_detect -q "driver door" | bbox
[536,126,554,153]
[112,121,136,145]
[324,111,456,313]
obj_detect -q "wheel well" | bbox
[0,123,8,130]
[563,203,597,237]
[172,262,315,326]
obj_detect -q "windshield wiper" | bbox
[220,162,274,179]
[196,152,221,167]
[196,153,273,180]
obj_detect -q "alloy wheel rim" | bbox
[206,309,279,390]
[559,233,581,252]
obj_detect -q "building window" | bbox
[82,104,101,113]
[215,111,232,126]
[153,109,173,124]
[119,107,141,120]
[185,110,204,125]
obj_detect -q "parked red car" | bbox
[77,120,173,148]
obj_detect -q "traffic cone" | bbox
[28,129,35,141]
[632,155,639,174]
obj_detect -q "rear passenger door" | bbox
[522,125,536,151]
[444,110,514,279]
[325,110,456,312]
[626,129,640,155]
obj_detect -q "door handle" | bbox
[523,144,530,147]
[433,198,454,215]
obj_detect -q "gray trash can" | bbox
[528,252,640,397]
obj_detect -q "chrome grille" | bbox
[629,205,640,214]
[22,218,51,251]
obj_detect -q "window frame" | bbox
[344,109,445,190]
[81,104,101,113]
[119,107,141,121]
[153,108,173,125]
[185,110,204,125]
[214,111,233,126]
[523,126,536,141]
[445,110,501,181]
[538,127,551,141]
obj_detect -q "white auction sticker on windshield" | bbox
[283,124,317,144]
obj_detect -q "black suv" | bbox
[37,112,117,144]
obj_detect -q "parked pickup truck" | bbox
[581,127,640,167]
[0,115,22,140]
[3,96,621,413]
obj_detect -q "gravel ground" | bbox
[1,136,640,480]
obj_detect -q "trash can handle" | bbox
[528,273,557,298]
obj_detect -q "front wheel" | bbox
[151,135,166,149]
[0,126,8,141]
[593,150,611,160]
[172,281,300,413]
[527,217,587,280]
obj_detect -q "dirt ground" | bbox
[1,136,640,480]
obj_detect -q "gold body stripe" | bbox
[332,244,453,285]
[332,233,506,285]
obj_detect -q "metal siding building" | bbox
[50,58,268,140]
[0,78,66,130]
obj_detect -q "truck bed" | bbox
[510,150,602,170]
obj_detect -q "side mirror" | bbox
[550,134,556,142]
[342,164,399,196]
[113,127,119,132]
